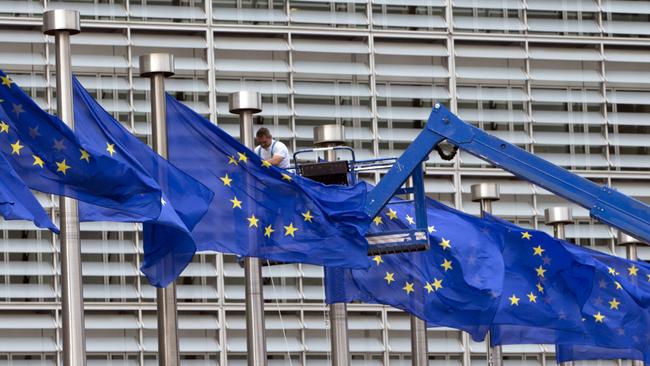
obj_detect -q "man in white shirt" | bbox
[254,127,290,169]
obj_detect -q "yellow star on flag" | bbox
[509,294,520,306]
[1,75,13,87]
[533,245,545,256]
[373,216,383,226]
[261,160,272,168]
[284,222,298,237]
[609,298,620,310]
[247,214,259,228]
[628,264,639,276]
[56,159,70,175]
[521,231,532,240]
[403,282,414,295]
[527,292,537,303]
[424,282,434,294]
[432,278,443,291]
[535,265,546,278]
[161,197,167,206]
[301,210,313,222]
[281,173,292,182]
[405,215,415,225]
[441,259,453,272]
[230,196,242,209]
[386,208,397,220]
[384,272,395,284]
[10,140,23,155]
[615,281,622,290]
[228,155,238,165]
[428,225,436,233]
[647,274,650,282]
[593,312,605,323]
[79,149,90,162]
[439,238,451,250]
[372,255,383,266]
[220,174,232,187]
[264,224,274,238]
[106,142,116,156]
[536,283,544,293]
[32,155,44,168]
[608,267,617,275]
[0,121,8,133]
[238,152,248,163]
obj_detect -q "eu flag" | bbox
[165,95,372,269]
[0,70,162,219]
[325,193,504,340]
[485,214,650,363]
[71,77,215,287]
[0,152,58,232]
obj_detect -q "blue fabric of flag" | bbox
[484,214,650,364]
[164,94,372,269]
[325,193,504,340]
[0,152,58,232]
[71,77,214,287]
[0,70,162,219]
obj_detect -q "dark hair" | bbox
[256,127,272,139]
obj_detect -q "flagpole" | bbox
[544,207,574,366]
[408,167,429,366]
[471,183,502,366]
[139,53,180,366]
[313,125,350,366]
[616,231,645,366]
[229,91,267,366]
[42,9,86,366]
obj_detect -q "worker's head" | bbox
[256,127,273,149]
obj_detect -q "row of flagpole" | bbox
[38,7,648,366]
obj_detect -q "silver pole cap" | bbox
[139,53,175,78]
[229,91,262,114]
[470,183,500,202]
[313,125,345,147]
[544,207,573,225]
[42,9,80,35]
[617,231,642,246]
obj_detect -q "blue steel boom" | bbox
[366,103,650,244]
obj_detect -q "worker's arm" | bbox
[266,154,285,166]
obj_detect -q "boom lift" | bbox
[364,103,650,245]
[293,103,650,254]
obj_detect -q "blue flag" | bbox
[0,152,58,232]
[485,214,650,363]
[325,194,504,340]
[0,70,162,219]
[165,95,372,269]
[71,77,214,287]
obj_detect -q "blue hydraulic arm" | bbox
[366,103,650,244]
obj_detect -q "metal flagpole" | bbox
[139,53,180,366]
[313,125,350,366]
[544,207,574,366]
[471,183,501,366]
[408,167,428,366]
[229,91,267,366]
[42,9,86,366]
[616,231,645,366]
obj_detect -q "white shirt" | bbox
[254,139,290,169]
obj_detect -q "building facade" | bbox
[0,0,649,364]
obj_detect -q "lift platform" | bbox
[294,131,432,256]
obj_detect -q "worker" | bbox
[254,127,290,169]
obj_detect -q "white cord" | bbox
[267,260,294,366]
[322,267,332,365]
